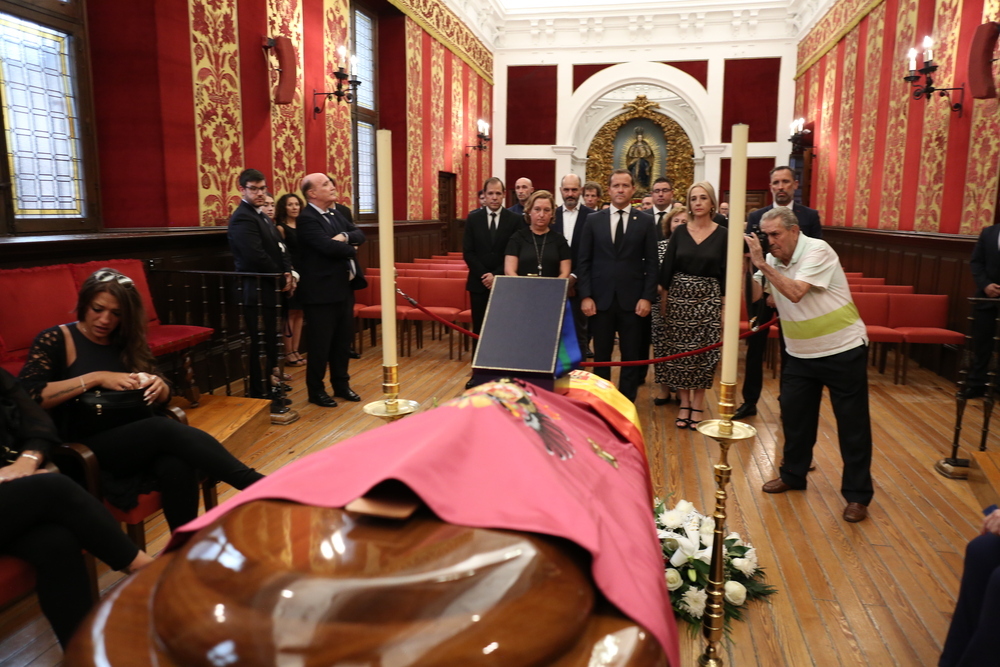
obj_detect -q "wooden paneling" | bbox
[355,221,446,269]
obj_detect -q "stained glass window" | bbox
[354,10,374,111]
[0,12,86,219]
[356,121,375,215]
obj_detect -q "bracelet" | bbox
[20,453,40,463]
[79,376,86,392]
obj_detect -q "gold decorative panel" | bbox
[190,0,244,226]
[467,71,478,213]
[878,0,918,230]
[835,26,859,226]
[405,18,424,220]
[268,0,304,198]
[430,40,445,220]
[814,54,837,220]
[585,96,694,202]
[386,0,492,83]
[797,0,885,78]
[853,2,885,228]
[323,0,352,199]
[961,0,1000,235]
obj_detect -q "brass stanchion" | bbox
[363,365,419,422]
[695,381,757,666]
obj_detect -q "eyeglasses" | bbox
[652,187,673,194]
[243,185,268,194]
[94,270,135,288]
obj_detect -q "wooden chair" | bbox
[887,294,964,385]
[51,407,218,551]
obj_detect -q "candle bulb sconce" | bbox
[313,66,362,117]
[465,119,491,157]
[903,61,964,117]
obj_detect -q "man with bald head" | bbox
[552,173,595,356]
[508,177,534,216]
[296,172,366,407]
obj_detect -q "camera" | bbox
[743,228,769,255]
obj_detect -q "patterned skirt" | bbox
[656,272,722,390]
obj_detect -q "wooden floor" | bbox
[0,329,992,666]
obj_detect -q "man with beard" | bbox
[551,173,595,357]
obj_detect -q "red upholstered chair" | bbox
[446,270,469,279]
[887,294,965,385]
[852,292,904,380]
[404,278,465,358]
[352,283,371,354]
[0,265,80,376]
[859,284,914,294]
[456,291,473,360]
[69,260,214,406]
[844,272,863,278]
[53,406,217,551]
[406,270,449,278]
[847,277,886,285]
[356,276,412,356]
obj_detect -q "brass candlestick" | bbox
[363,365,419,422]
[696,381,757,666]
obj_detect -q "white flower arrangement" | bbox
[654,497,777,634]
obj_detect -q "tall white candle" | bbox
[907,48,918,72]
[721,124,749,386]
[923,36,934,63]
[376,130,397,367]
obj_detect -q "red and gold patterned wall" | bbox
[797,0,1000,234]
[87,0,491,227]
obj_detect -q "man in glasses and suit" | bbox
[296,172,366,408]
[227,168,294,409]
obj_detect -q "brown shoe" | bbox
[762,478,794,494]
[843,502,868,523]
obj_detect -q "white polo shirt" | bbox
[756,234,867,359]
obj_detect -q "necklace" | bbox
[532,231,548,275]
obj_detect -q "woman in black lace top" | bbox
[18,268,264,531]
[0,367,154,647]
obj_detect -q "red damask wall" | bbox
[797,0,999,234]
[87,0,491,227]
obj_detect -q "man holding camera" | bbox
[735,165,822,419]
[745,208,872,523]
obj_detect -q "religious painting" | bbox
[614,120,665,193]
[586,95,694,201]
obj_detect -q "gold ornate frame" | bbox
[585,95,694,201]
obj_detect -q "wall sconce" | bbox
[313,45,362,117]
[465,119,491,157]
[903,36,964,116]
[788,117,812,153]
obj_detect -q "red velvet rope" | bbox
[396,288,778,367]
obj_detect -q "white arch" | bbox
[564,62,714,160]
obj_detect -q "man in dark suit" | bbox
[577,169,659,402]
[463,177,521,385]
[227,168,293,408]
[508,177,533,216]
[296,172,365,408]
[965,223,1000,397]
[327,175,366,360]
[735,165,823,419]
[552,173,594,359]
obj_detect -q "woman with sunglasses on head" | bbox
[17,268,264,532]
[0,367,154,648]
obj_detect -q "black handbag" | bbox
[69,389,154,439]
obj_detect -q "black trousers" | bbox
[940,532,1000,666]
[968,302,1000,388]
[82,416,264,530]
[303,300,353,396]
[0,474,139,647]
[778,344,874,505]
[590,303,648,402]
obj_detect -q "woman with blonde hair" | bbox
[658,182,727,428]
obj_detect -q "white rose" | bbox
[665,568,684,591]
[725,532,743,547]
[662,535,680,552]
[674,499,695,515]
[724,580,747,606]
[700,517,715,536]
[680,587,708,618]
[744,547,759,570]
[659,510,684,529]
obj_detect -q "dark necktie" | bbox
[656,211,665,228]
[614,210,625,252]
[489,212,497,242]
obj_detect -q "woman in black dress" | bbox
[275,193,306,366]
[659,182,727,430]
[18,268,264,532]
[0,367,154,647]
[504,190,571,278]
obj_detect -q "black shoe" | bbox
[733,403,757,419]
[349,350,361,359]
[275,383,292,392]
[269,397,292,407]
[333,387,361,402]
[308,393,338,408]
[465,378,476,390]
[653,396,671,406]
[585,349,594,358]
[959,385,987,399]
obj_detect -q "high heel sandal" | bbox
[688,409,704,430]
[286,352,306,367]
[675,407,691,429]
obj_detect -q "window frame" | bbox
[350,2,378,223]
[0,0,101,236]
